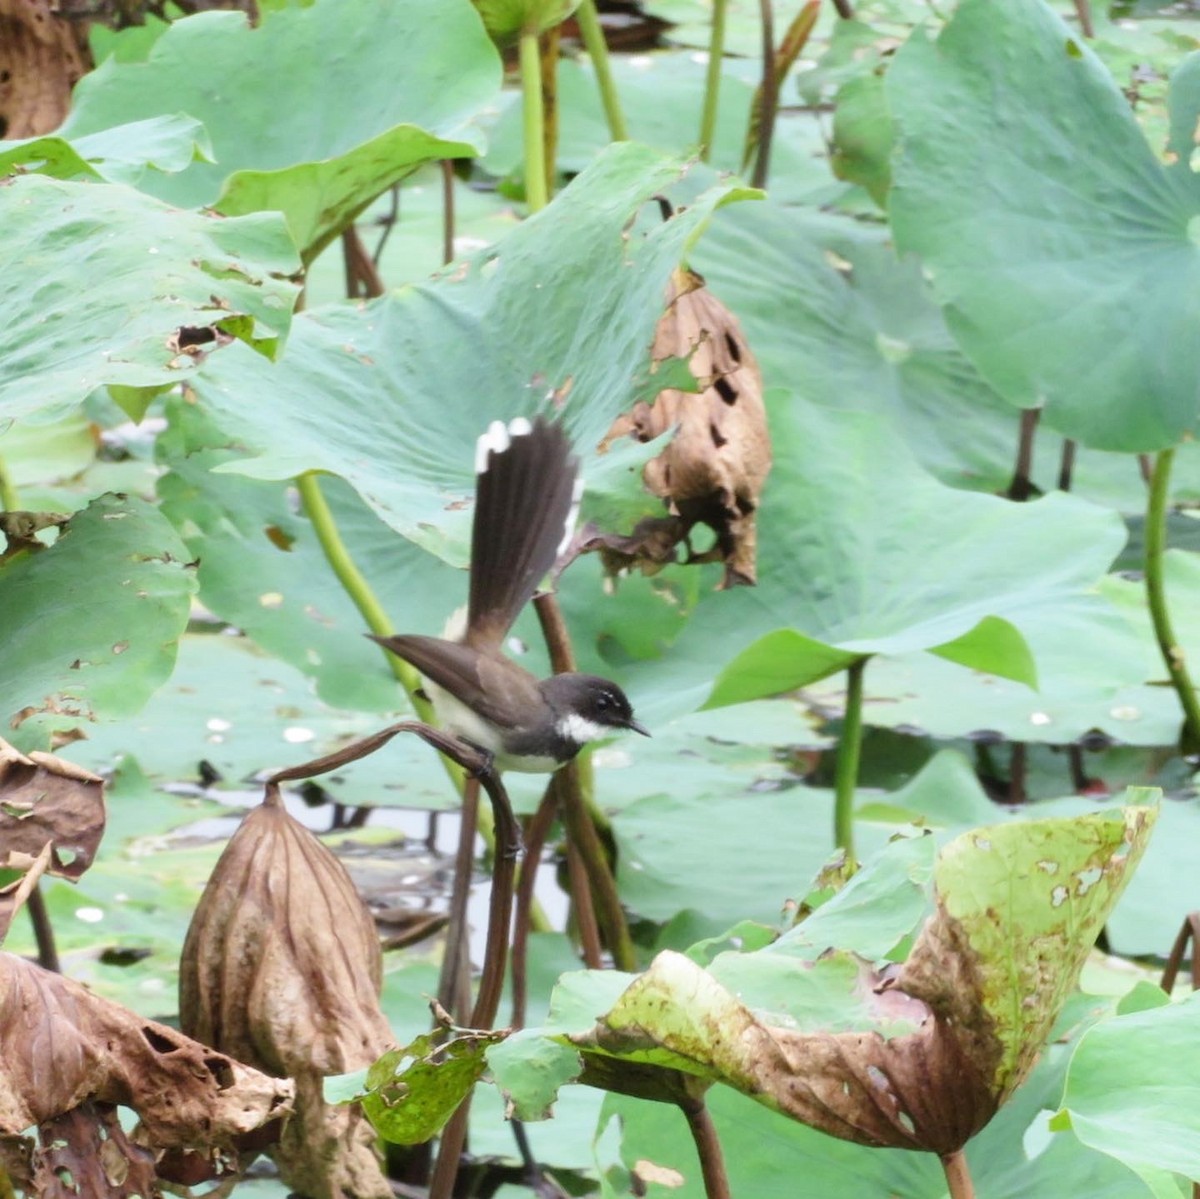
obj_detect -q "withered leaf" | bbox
[0,736,106,881]
[604,267,772,588]
[567,806,1155,1157]
[573,950,993,1155]
[19,1101,157,1199]
[180,783,394,1079]
[0,841,51,944]
[0,952,293,1144]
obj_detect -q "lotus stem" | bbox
[0,457,17,512]
[680,1095,731,1199]
[833,657,867,860]
[750,0,776,188]
[1145,449,1200,751]
[699,0,728,161]
[941,1149,976,1199]
[441,159,455,266]
[27,885,60,973]
[520,29,549,212]
[296,473,433,720]
[576,0,628,140]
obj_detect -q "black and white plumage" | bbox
[371,416,648,772]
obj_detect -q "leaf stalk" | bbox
[520,28,550,212]
[576,0,628,140]
[1145,449,1200,751]
[940,1149,976,1199]
[699,0,728,161]
[833,657,867,860]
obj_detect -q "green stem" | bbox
[520,29,549,213]
[297,473,429,711]
[1145,449,1200,751]
[576,0,628,141]
[833,658,867,860]
[0,456,18,512]
[699,0,728,161]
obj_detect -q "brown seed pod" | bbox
[179,783,393,1080]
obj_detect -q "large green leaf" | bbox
[1,494,197,749]
[62,0,501,257]
[189,145,754,564]
[887,0,1200,452]
[0,174,298,425]
[637,398,1124,714]
[155,401,460,714]
[1057,990,1200,1194]
[691,192,1058,494]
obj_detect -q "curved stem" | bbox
[941,1150,976,1199]
[520,29,549,213]
[833,658,867,861]
[680,1095,731,1199]
[1146,449,1200,752]
[576,0,628,141]
[698,0,728,161]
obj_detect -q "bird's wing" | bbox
[370,633,543,730]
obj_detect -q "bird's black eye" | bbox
[597,692,612,710]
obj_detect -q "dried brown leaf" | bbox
[0,842,51,943]
[0,951,293,1143]
[0,737,105,880]
[180,784,393,1079]
[604,267,772,588]
[19,1101,158,1199]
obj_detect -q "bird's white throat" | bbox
[555,712,608,745]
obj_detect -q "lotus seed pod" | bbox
[473,0,579,46]
[179,784,393,1079]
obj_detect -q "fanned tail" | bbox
[466,415,579,647]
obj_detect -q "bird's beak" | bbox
[625,717,651,738]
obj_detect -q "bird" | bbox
[370,415,649,773]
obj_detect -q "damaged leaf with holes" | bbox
[0,493,198,753]
[491,803,1155,1163]
[0,173,299,426]
[0,951,293,1186]
[180,783,395,1198]
[335,1022,507,1145]
[602,266,772,588]
[0,738,105,940]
